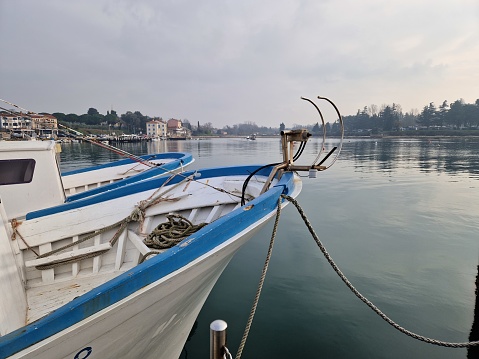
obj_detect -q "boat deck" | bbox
[19,176,268,325]
[26,271,119,324]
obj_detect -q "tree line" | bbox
[340,98,479,135]
[53,97,479,136]
[53,108,278,136]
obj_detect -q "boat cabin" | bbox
[0,141,65,220]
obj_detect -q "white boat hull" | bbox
[10,218,268,359]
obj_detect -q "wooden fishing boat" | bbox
[0,136,304,359]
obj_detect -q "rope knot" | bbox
[128,207,145,223]
[10,218,20,241]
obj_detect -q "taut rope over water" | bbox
[235,194,478,359]
[281,194,479,349]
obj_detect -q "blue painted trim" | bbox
[27,164,271,220]
[65,153,194,202]
[0,167,297,358]
[61,152,187,177]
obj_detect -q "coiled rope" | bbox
[235,194,478,359]
[144,214,206,249]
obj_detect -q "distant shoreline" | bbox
[191,134,479,140]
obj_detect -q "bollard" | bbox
[210,319,228,359]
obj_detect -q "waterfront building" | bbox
[146,119,167,138]
[30,113,58,138]
[0,111,58,138]
[167,118,190,138]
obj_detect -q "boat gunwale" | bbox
[61,152,190,177]
[64,153,194,202]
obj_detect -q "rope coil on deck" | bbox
[143,213,206,249]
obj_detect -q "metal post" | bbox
[210,319,227,359]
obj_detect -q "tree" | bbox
[368,104,378,117]
[324,122,332,134]
[417,102,437,128]
[463,103,478,128]
[65,113,80,123]
[312,122,321,134]
[202,122,213,134]
[279,122,285,132]
[402,110,418,127]
[120,111,148,133]
[182,119,192,130]
[446,100,465,129]
[473,99,479,128]
[52,112,66,122]
[87,108,99,116]
[379,104,400,131]
[437,100,449,127]
[105,110,119,125]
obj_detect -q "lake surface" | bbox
[59,137,479,359]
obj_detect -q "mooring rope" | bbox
[278,194,479,349]
[235,194,478,358]
[235,197,282,359]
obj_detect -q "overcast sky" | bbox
[1,0,478,128]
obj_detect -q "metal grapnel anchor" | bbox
[260,96,344,193]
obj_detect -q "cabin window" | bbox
[0,159,36,185]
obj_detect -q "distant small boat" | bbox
[246,134,256,140]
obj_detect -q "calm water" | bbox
[59,137,479,359]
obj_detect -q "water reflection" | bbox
[60,138,479,181]
[343,138,479,180]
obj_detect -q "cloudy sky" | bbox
[1,0,478,128]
